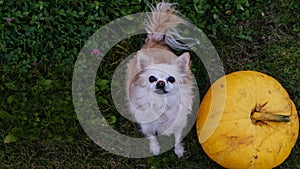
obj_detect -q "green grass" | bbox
[0,0,299,168]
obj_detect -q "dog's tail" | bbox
[143,2,194,50]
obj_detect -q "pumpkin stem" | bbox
[251,102,290,122]
[251,111,290,122]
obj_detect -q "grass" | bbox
[0,0,299,168]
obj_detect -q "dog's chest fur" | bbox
[130,86,187,135]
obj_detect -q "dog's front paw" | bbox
[174,143,184,158]
[149,139,160,155]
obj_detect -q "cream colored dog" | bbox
[126,2,195,158]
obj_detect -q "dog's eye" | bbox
[167,76,175,83]
[149,76,157,83]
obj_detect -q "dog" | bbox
[126,2,195,158]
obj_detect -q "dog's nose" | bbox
[156,80,165,89]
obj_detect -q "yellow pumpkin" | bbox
[196,70,299,169]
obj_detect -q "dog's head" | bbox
[133,51,191,95]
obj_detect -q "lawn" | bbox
[1,0,299,168]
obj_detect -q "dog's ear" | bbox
[137,51,150,70]
[176,52,190,72]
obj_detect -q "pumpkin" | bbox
[196,70,299,169]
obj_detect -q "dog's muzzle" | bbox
[156,80,165,89]
[155,81,168,94]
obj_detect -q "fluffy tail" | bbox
[144,2,194,50]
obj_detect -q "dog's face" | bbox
[149,74,176,94]
[133,51,191,95]
[139,66,179,95]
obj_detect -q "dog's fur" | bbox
[126,2,195,158]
